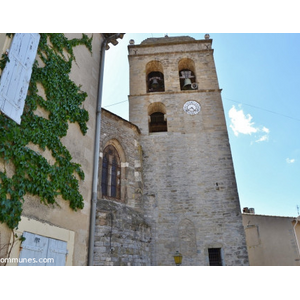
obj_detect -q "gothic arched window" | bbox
[101,145,121,199]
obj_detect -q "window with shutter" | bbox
[18,232,68,266]
[46,238,68,266]
[0,33,40,124]
[18,232,49,266]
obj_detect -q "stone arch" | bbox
[103,138,126,163]
[178,57,196,73]
[178,219,197,257]
[145,60,164,76]
[147,102,167,115]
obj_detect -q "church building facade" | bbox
[93,35,249,266]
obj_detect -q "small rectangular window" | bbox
[208,248,223,266]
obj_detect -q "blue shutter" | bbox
[18,232,67,266]
[18,232,48,266]
[46,238,68,266]
[0,33,40,124]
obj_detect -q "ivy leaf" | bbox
[0,33,92,229]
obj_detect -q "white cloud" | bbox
[286,158,296,164]
[262,127,270,133]
[256,126,270,142]
[229,106,257,136]
[256,135,269,142]
[228,105,270,142]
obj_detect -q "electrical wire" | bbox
[103,100,128,108]
[223,96,300,122]
[102,96,300,123]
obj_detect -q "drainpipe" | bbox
[88,33,124,266]
[293,216,300,263]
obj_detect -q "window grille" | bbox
[208,248,222,266]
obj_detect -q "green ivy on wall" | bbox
[0,33,93,229]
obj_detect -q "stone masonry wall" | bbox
[93,109,151,265]
[98,109,143,210]
[128,36,249,266]
[94,199,151,266]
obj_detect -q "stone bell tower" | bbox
[128,35,249,266]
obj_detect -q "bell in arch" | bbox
[148,71,165,92]
[180,70,194,90]
[183,78,192,90]
[151,77,159,88]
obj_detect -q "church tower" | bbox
[128,35,249,266]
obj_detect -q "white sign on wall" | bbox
[0,33,40,124]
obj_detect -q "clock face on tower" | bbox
[183,101,201,115]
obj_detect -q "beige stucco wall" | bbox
[0,33,103,265]
[242,214,300,266]
[0,34,11,60]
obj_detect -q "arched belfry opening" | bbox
[148,102,167,133]
[146,61,165,93]
[178,58,197,90]
[147,72,165,92]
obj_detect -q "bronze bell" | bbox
[183,78,192,90]
[151,77,159,88]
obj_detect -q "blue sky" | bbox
[102,33,300,218]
